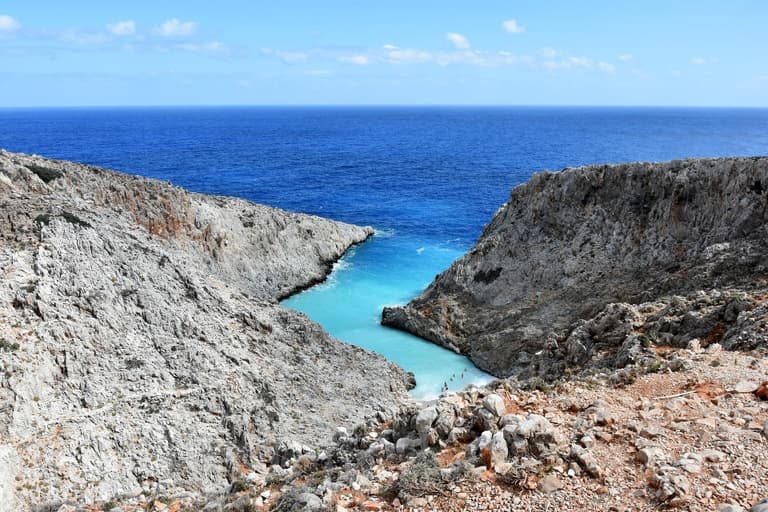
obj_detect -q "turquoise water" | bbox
[282,231,495,399]
[3,107,767,399]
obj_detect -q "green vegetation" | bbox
[384,450,444,498]
[228,479,249,494]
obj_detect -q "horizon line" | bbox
[2,104,768,110]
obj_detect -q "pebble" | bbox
[700,449,726,463]
[482,393,507,417]
[665,397,687,411]
[733,381,758,393]
[637,447,666,466]
[756,381,768,400]
[538,474,565,493]
[639,425,663,439]
[706,343,723,354]
[719,505,746,512]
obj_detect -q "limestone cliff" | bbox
[383,157,768,377]
[0,151,410,510]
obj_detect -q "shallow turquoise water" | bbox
[5,107,766,398]
[282,231,495,399]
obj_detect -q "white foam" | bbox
[373,227,396,238]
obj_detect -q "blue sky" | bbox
[0,1,766,107]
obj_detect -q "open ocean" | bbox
[2,106,767,398]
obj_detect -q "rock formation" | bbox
[383,157,768,377]
[0,151,411,510]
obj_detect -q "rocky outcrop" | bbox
[383,157,768,377]
[0,151,411,510]
[183,344,767,512]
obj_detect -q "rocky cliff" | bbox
[383,157,768,377]
[0,151,411,510]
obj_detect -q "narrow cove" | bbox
[282,230,494,399]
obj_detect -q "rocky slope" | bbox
[80,341,768,512]
[0,151,412,511]
[383,157,768,377]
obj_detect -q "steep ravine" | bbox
[0,151,411,510]
[383,157,768,377]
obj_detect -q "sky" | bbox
[0,1,767,107]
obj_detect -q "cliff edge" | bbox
[383,157,768,377]
[0,151,411,510]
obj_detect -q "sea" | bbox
[2,106,767,398]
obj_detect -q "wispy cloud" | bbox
[447,32,471,50]
[0,14,20,33]
[0,16,233,60]
[262,48,309,63]
[542,55,616,74]
[175,41,229,56]
[382,45,432,64]
[539,48,559,59]
[107,20,136,36]
[339,55,369,65]
[618,53,633,62]
[260,41,617,75]
[156,18,197,37]
[59,30,109,46]
[597,61,616,73]
[502,19,525,34]
[691,57,707,65]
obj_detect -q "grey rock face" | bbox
[753,498,768,512]
[0,151,410,509]
[383,157,768,376]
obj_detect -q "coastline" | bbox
[275,227,375,302]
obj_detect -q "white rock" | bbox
[482,394,507,417]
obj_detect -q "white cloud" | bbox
[568,56,592,67]
[542,56,615,74]
[339,55,369,65]
[597,61,616,73]
[447,32,470,50]
[692,57,707,65]
[0,15,20,32]
[502,19,525,34]
[157,18,197,37]
[618,53,633,62]
[107,20,136,36]
[260,40,614,75]
[176,41,228,55]
[385,47,433,63]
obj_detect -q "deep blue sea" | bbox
[2,107,767,398]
